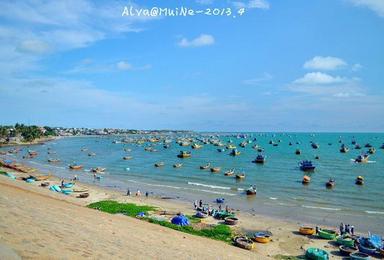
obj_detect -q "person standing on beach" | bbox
[350,225,354,235]
[136,190,141,196]
[199,199,203,208]
[339,223,345,235]
[145,192,149,198]
[193,200,197,209]
[345,224,350,234]
[126,189,131,196]
[61,178,64,187]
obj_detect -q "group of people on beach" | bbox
[339,222,355,235]
[193,199,231,215]
[126,188,149,197]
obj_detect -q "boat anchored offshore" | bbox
[355,153,369,163]
[229,149,241,156]
[246,186,257,195]
[299,160,315,172]
[177,151,191,158]
[355,176,364,185]
[253,154,266,164]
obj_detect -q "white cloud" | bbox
[243,72,272,85]
[352,63,363,71]
[196,0,214,4]
[348,0,384,17]
[16,39,51,54]
[116,61,133,71]
[293,72,347,85]
[304,56,347,70]
[178,34,215,47]
[232,0,270,10]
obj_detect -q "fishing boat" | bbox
[177,151,191,158]
[299,226,315,235]
[48,158,60,163]
[173,163,183,168]
[234,236,254,250]
[302,175,311,184]
[216,198,225,203]
[217,148,225,152]
[123,156,132,160]
[195,211,208,218]
[340,144,349,153]
[317,229,337,240]
[355,176,364,185]
[357,236,380,255]
[210,167,221,173]
[299,160,315,171]
[191,143,202,149]
[91,167,106,173]
[69,164,83,170]
[227,144,236,149]
[326,178,335,188]
[336,234,355,247]
[305,248,329,260]
[311,143,320,149]
[380,143,384,149]
[350,252,370,259]
[253,154,266,164]
[235,173,245,179]
[229,149,240,156]
[295,149,301,155]
[253,232,271,243]
[28,150,38,157]
[33,174,51,181]
[224,217,238,225]
[88,152,96,156]
[239,141,247,148]
[367,147,376,154]
[246,186,257,195]
[77,192,89,198]
[154,162,164,167]
[355,154,369,163]
[224,169,234,176]
[339,245,358,256]
[200,163,210,170]
[62,182,74,188]
[355,144,362,149]
[364,143,372,148]
[257,148,264,152]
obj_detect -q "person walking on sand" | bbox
[61,178,64,187]
[199,199,203,208]
[145,192,149,198]
[126,188,131,196]
[218,204,222,211]
[315,226,319,234]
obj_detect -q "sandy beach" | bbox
[0,162,362,260]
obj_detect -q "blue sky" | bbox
[0,0,383,131]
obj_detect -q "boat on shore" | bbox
[317,229,337,240]
[336,234,355,247]
[253,232,271,243]
[299,226,315,235]
[339,245,358,256]
[234,236,254,250]
[350,252,370,259]
[305,247,329,260]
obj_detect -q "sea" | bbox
[2,132,383,234]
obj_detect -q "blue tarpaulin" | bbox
[171,215,190,226]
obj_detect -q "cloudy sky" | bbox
[0,0,383,131]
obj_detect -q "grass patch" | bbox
[88,200,233,243]
[88,200,156,217]
[147,218,232,242]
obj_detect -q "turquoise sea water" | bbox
[2,133,384,233]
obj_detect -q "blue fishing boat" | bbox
[299,160,315,171]
[253,154,266,164]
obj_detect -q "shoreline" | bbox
[0,136,60,147]
[0,161,366,259]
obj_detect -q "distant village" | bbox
[0,123,191,145]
